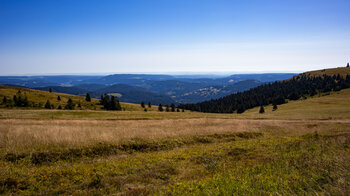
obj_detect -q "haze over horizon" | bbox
[1,0,349,75]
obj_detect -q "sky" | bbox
[0,0,349,75]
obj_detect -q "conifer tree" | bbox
[141,101,145,108]
[58,105,62,109]
[182,108,185,112]
[166,105,170,112]
[45,100,51,109]
[171,103,175,112]
[65,98,75,110]
[259,105,265,113]
[2,96,7,104]
[347,62,349,67]
[273,104,278,111]
[158,104,163,112]
[49,88,52,93]
[176,108,180,112]
[148,102,151,108]
[57,96,61,101]
[85,93,91,102]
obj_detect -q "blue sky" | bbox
[0,0,349,75]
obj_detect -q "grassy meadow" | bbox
[0,87,350,194]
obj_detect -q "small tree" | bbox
[65,98,75,110]
[259,105,265,113]
[170,104,175,112]
[158,104,163,112]
[2,96,7,104]
[45,100,51,109]
[85,93,91,102]
[141,101,145,108]
[57,96,61,101]
[58,105,62,109]
[273,104,278,111]
[144,108,147,112]
[182,108,185,112]
[347,62,350,68]
[166,105,170,112]
[176,108,180,112]
[49,88,52,93]
[148,102,151,108]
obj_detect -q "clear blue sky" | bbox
[0,0,349,75]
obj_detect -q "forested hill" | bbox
[179,67,350,113]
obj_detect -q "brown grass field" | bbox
[0,75,350,194]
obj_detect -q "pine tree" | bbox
[347,63,350,68]
[2,96,7,104]
[182,108,185,112]
[65,98,75,110]
[144,108,147,112]
[85,93,91,102]
[158,104,163,112]
[171,104,175,112]
[176,108,180,112]
[148,102,151,108]
[57,96,61,101]
[273,104,278,111]
[45,100,51,109]
[166,105,170,112]
[259,105,265,113]
[49,88,52,93]
[141,101,145,108]
[58,105,62,109]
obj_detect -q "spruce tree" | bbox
[2,96,7,104]
[347,62,349,68]
[85,93,91,102]
[273,104,278,111]
[141,101,145,108]
[57,96,61,101]
[166,105,170,112]
[65,98,75,110]
[49,88,52,93]
[176,108,180,112]
[148,102,151,108]
[45,100,51,109]
[182,108,185,112]
[158,104,163,112]
[259,105,265,113]
[171,103,175,112]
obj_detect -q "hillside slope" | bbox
[180,67,350,113]
[0,85,145,111]
[234,88,350,119]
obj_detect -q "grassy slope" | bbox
[0,85,151,111]
[302,66,350,77]
[234,88,350,120]
[1,67,350,195]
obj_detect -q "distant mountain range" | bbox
[0,73,296,104]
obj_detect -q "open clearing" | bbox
[1,88,350,195]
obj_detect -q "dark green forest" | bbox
[179,74,350,113]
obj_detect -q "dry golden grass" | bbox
[302,67,350,77]
[1,118,350,154]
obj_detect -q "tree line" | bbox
[178,74,350,113]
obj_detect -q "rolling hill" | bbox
[180,67,350,113]
[0,85,146,111]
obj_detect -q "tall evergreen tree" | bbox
[2,96,7,104]
[49,88,52,93]
[148,102,151,108]
[65,98,75,110]
[171,103,175,112]
[166,105,170,112]
[272,104,278,111]
[57,95,61,101]
[85,93,91,102]
[45,100,52,109]
[141,101,145,108]
[347,62,349,67]
[158,104,163,112]
[259,105,265,113]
